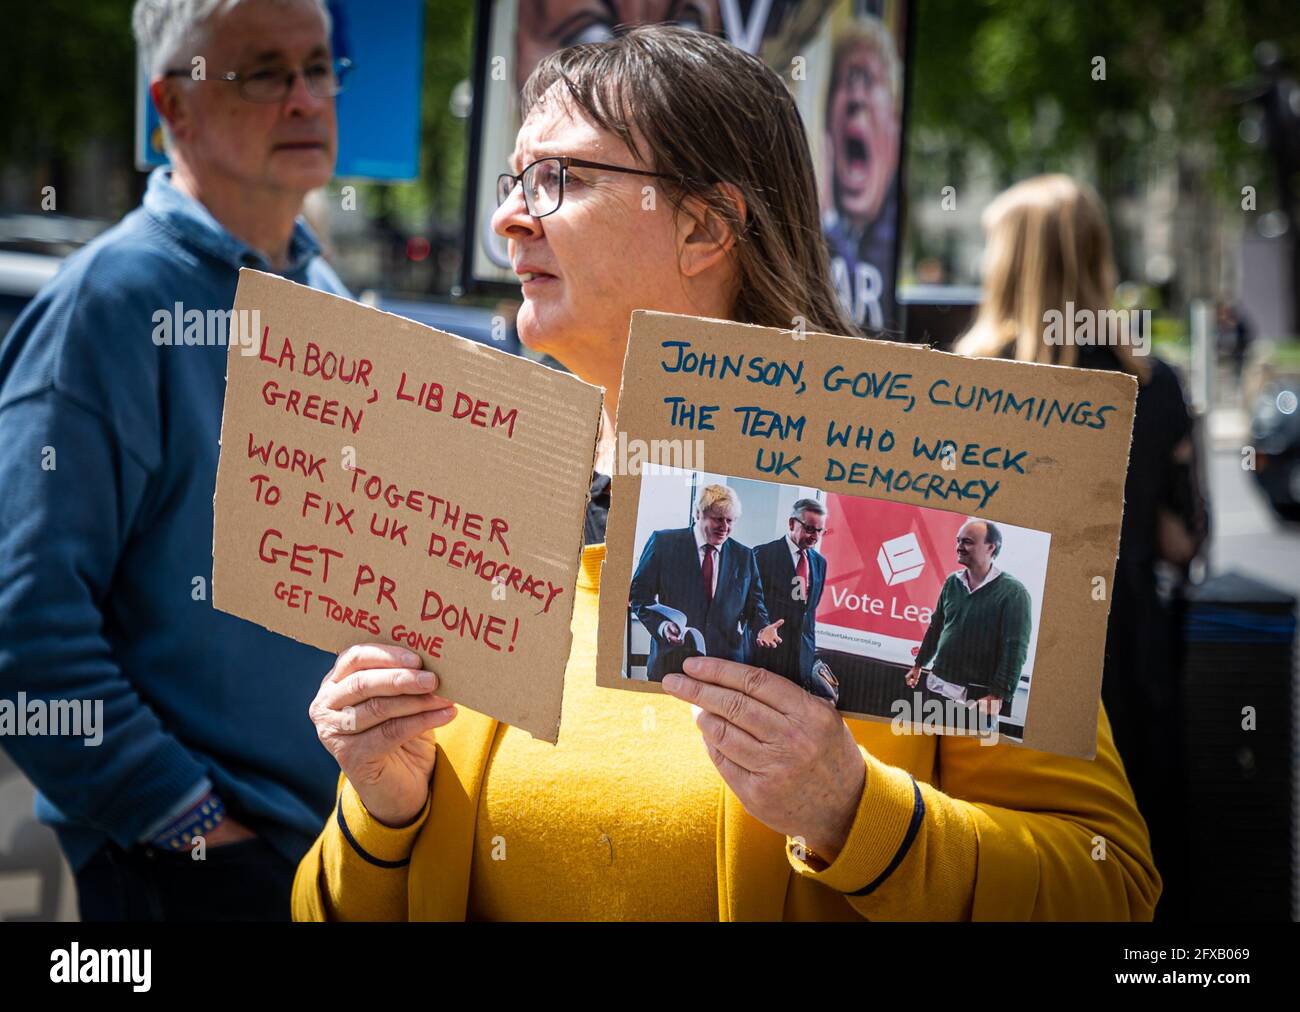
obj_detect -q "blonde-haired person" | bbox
[293,31,1159,922]
[695,482,741,518]
[955,174,1206,918]
[956,175,1147,372]
[629,481,784,684]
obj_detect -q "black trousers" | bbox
[74,836,294,922]
[1100,576,1186,921]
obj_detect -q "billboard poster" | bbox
[464,0,910,335]
[136,0,424,181]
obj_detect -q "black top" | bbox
[584,472,611,545]
[1076,346,1197,589]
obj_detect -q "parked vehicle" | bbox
[0,250,61,337]
[362,292,521,355]
[1249,379,1300,521]
[0,214,520,355]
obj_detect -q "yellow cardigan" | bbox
[292,545,1160,921]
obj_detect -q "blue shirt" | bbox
[0,168,349,872]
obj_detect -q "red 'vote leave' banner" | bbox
[815,495,969,666]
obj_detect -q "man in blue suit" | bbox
[630,484,784,682]
[752,498,837,703]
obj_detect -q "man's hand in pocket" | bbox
[204,814,256,847]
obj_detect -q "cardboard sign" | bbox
[597,311,1138,758]
[212,271,601,742]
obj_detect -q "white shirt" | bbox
[786,533,804,569]
[957,564,1001,594]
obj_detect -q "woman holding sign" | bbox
[294,27,1158,921]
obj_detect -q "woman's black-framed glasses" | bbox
[163,56,354,103]
[497,156,676,219]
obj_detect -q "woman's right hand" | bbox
[309,644,458,827]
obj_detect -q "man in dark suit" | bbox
[629,483,784,682]
[753,498,837,703]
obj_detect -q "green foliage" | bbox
[1,0,138,163]
[910,0,1299,198]
[1151,316,1189,345]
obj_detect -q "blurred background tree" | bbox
[907,0,1300,326]
[910,0,1286,190]
[1,0,137,202]
[1,0,1297,321]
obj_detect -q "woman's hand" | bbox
[663,656,865,861]
[309,644,458,827]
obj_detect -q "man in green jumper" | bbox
[905,519,1033,719]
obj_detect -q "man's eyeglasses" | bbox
[497,156,676,219]
[794,518,830,538]
[163,57,353,103]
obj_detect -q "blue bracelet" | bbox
[149,793,226,852]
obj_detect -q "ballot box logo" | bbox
[876,532,925,586]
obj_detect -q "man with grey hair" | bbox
[752,498,837,703]
[0,0,349,920]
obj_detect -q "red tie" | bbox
[796,549,809,600]
[701,544,715,603]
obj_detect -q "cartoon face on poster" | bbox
[812,10,904,334]
[465,0,909,335]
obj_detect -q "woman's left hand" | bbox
[663,656,865,861]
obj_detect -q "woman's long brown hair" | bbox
[520,24,860,339]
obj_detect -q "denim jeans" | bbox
[74,836,294,921]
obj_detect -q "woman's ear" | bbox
[678,182,748,279]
